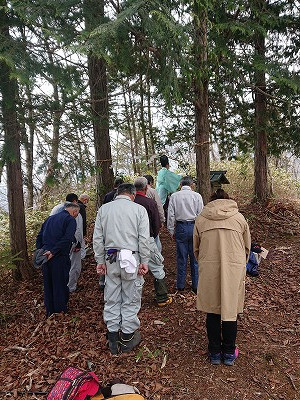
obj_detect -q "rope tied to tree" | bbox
[194,141,210,147]
[96,158,112,163]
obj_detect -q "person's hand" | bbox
[96,263,107,275]
[73,247,80,252]
[138,263,148,275]
[43,250,53,260]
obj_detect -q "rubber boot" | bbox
[106,331,119,355]
[120,330,141,353]
[99,275,105,291]
[154,278,173,306]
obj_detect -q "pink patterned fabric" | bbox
[47,367,100,400]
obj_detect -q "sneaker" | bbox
[209,352,221,365]
[157,296,173,307]
[223,348,239,366]
[120,330,141,353]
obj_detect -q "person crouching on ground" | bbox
[193,189,251,366]
[93,183,150,354]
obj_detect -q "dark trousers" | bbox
[206,313,237,354]
[175,221,198,290]
[163,195,170,223]
[42,256,70,317]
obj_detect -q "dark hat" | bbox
[251,242,263,253]
[33,248,49,269]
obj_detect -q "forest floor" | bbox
[0,199,299,400]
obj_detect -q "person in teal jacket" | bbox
[156,155,181,220]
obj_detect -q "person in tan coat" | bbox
[193,189,251,366]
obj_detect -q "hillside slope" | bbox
[0,200,299,399]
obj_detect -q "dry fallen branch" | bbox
[30,322,43,338]
[286,373,297,391]
[3,345,32,352]
[161,354,167,369]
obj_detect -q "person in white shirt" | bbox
[167,176,204,293]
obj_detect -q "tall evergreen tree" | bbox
[83,0,114,206]
[193,0,211,204]
[252,0,269,201]
[0,1,33,280]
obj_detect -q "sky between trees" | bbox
[0,1,300,278]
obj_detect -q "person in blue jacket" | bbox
[36,202,80,317]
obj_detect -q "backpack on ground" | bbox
[92,382,145,399]
[92,395,145,400]
[246,251,259,276]
[47,366,100,400]
[246,242,263,277]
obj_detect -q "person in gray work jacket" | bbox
[93,183,150,355]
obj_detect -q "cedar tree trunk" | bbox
[84,0,114,206]
[194,4,211,205]
[253,7,269,202]
[0,1,33,280]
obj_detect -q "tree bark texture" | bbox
[122,82,137,174]
[139,74,149,163]
[44,83,61,187]
[128,88,141,174]
[22,87,34,208]
[40,40,63,201]
[19,31,34,208]
[218,95,227,160]
[84,0,114,206]
[0,2,33,280]
[194,4,211,205]
[147,74,157,175]
[253,3,269,202]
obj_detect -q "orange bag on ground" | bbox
[92,395,145,400]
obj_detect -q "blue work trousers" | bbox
[175,221,198,290]
[42,255,70,317]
